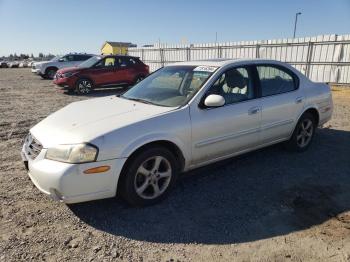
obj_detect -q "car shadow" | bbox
[69,128,350,244]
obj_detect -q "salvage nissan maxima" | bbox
[21,59,333,206]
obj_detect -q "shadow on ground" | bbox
[69,128,350,244]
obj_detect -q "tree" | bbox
[38,53,44,58]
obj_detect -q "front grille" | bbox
[24,133,43,160]
[32,65,36,69]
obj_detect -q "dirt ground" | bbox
[0,68,350,262]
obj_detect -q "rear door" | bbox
[115,57,139,84]
[255,64,305,144]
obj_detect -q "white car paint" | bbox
[21,59,333,203]
[31,54,93,76]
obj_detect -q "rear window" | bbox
[257,65,298,97]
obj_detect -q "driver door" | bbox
[90,57,118,86]
[190,66,261,166]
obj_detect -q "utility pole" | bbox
[293,12,302,38]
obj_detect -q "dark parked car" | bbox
[0,61,8,68]
[53,55,149,94]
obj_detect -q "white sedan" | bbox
[21,59,333,206]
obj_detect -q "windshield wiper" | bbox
[120,96,157,105]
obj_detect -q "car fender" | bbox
[119,132,190,168]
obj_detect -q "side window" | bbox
[257,66,297,97]
[76,55,90,61]
[117,57,128,68]
[209,67,254,105]
[104,57,116,67]
[126,58,137,66]
[66,55,75,61]
[95,57,116,67]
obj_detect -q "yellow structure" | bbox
[100,41,136,55]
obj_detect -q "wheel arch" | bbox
[116,139,187,196]
[75,76,95,88]
[299,107,320,126]
[288,106,320,139]
[45,66,58,74]
[122,139,186,172]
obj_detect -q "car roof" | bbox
[100,54,139,59]
[171,58,289,67]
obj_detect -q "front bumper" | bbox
[31,68,42,75]
[53,76,76,89]
[21,143,127,204]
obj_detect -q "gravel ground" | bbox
[1,68,350,262]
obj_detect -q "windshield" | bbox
[50,56,60,62]
[122,65,216,107]
[78,56,102,68]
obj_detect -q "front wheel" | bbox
[46,68,57,79]
[75,79,93,95]
[119,146,179,206]
[285,112,316,152]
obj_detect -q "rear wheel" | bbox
[75,78,93,95]
[285,112,316,152]
[119,146,179,206]
[134,75,144,85]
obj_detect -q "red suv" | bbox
[53,55,149,94]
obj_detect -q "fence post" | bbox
[305,41,314,78]
[141,49,144,61]
[186,47,191,61]
[159,48,164,67]
[255,44,260,58]
[217,46,222,58]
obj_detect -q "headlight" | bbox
[45,143,98,163]
[63,71,77,78]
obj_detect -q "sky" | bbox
[0,0,349,56]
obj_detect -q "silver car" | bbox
[21,59,333,206]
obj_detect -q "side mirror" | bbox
[204,94,225,107]
[58,58,64,62]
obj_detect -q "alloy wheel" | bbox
[296,118,314,148]
[78,80,92,94]
[134,156,172,200]
[136,76,144,83]
[47,70,57,79]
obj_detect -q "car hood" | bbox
[30,96,175,148]
[34,61,49,66]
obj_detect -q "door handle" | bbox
[248,106,260,115]
[295,96,304,104]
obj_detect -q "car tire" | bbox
[285,112,316,152]
[119,146,179,206]
[45,68,58,79]
[75,78,93,95]
[134,75,144,85]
